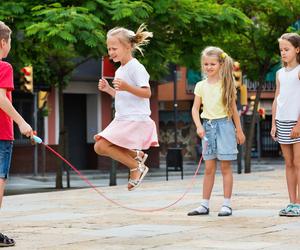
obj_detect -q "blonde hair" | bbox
[107,23,153,55]
[0,21,11,41]
[201,46,236,117]
[278,33,300,66]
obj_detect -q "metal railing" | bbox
[243,78,276,92]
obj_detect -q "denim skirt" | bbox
[201,117,238,161]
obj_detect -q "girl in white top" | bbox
[271,33,300,216]
[94,24,158,191]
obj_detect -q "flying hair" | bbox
[201,46,236,117]
[107,23,153,56]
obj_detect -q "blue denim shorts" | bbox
[202,117,238,161]
[0,140,13,179]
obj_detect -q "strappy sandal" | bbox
[128,162,149,191]
[286,204,300,217]
[0,233,15,247]
[279,204,294,216]
[134,150,148,165]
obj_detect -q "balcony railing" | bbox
[185,77,276,94]
[243,78,276,92]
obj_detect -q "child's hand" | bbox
[18,121,33,137]
[112,78,128,91]
[270,125,277,141]
[290,123,300,139]
[196,126,205,139]
[98,78,110,92]
[236,129,245,145]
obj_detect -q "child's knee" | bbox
[220,164,232,175]
[286,160,294,169]
[94,141,107,155]
[205,167,216,176]
[293,159,300,169]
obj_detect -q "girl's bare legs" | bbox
[127,149,146,161]
[94,138,142,180]
[280,144,297,203]
[187,159,216,215]
[217,160,233,216]
[0,179,5,208]
[220,160,233,199]
[94,135,145,161]
[293,143,300,203]
[202,159,217,199]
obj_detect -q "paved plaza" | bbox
[2,160,300,249]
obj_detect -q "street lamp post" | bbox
[173,69,178,147]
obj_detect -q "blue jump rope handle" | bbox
[203,136,208,141]
[32,135,43,144]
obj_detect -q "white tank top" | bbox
[276,64,300,121]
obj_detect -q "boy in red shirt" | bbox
[0,21,32,247]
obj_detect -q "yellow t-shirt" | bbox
[194,79,227,119]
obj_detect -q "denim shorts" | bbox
[201,117,238,161]
[0,140,13,179]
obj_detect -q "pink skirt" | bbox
[97,118,159,150]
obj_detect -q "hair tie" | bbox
[221,52,227,59]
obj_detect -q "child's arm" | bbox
[98,78,116,97]
[290,70,300,138]
[191,95,205,138]
[112,78,151,98]
[0,88,32,137]
[291,117,300,139]
[231,100,245,145]
[271,73,280,141]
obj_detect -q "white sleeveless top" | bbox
[276,64,300,121]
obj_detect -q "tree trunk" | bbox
[244,78,264,173]
[56,85,65,188]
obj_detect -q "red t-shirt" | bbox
[0,61,14,140]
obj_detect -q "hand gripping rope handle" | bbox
[32,135,208,212]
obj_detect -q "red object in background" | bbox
[21,67,31,76]
[102,56,116,79]
[258,108,266,119]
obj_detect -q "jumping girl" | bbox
[94,24,158,191]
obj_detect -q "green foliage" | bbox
[26,4,105,50]
[109,0,153,22]
[219,0,300,80]
[1,0,298,85]
[0,0,251,84]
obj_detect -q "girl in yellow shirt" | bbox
[188,46,245,217]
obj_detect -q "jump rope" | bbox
[31,134,207,212]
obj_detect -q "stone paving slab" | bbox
[2,167,300,250]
